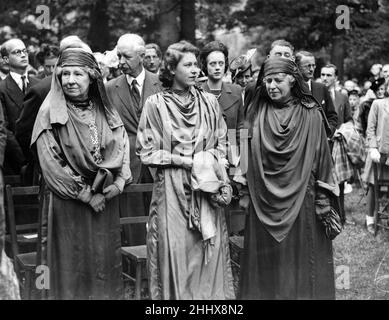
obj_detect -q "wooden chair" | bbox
[373,162,389,236]
[5,185,40,299]
[120,183,153,300]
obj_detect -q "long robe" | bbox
[136,87,235,300]
[32,97,131,300]
[239,97,338,300]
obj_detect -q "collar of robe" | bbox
[247,96,321,242]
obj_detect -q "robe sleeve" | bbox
[36,129,93,202]
[136,95,193,169]
[113,129,132,192]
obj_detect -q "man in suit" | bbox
[321,63,353,225]
[295,51,338,137]
[143,43,162,74]
[0,39,39,175]
[15,36,92,185]
[105,33,162,245]
[320,64,352,129]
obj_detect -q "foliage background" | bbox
[0,0,388,81]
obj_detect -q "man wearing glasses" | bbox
[296,51,338,137]
[0,38,38,176]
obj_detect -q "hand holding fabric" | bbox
[103,184,120,201]
[370,148,381,163]
[315,197,342,240]
[89,193,105,213]
[209,184,233,208]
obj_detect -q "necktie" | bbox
[131,79,141,107]
[21,75,26,94]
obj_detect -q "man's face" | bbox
[268,45,294,61]
[144,48,161,73]
[43,57,57,76]
[117,41,144,77]
[206,51,226,81]
[320,67,337,88]
[4,40,29,71]
[298,55,316,81]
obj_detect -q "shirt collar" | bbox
[126,68,145,87]
[10,71,29,84]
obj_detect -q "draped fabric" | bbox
[239,57,338,299]
[31,50,131,299]
[136,87,235,300]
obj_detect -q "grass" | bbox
[124,183,389,300]
[334,184,389,300]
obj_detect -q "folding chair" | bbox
[5,185,40,299]
[120,183,153,300]
[373,162,389,236]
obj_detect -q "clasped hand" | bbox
[370,148,381,163]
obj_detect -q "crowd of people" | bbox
[0,32,387,300]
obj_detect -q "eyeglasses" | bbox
[10,48,27,57]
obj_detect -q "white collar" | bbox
[10,71,29,84]
[126,68,145,88]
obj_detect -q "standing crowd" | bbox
[0,33,387,300]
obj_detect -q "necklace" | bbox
[70,100,103,164]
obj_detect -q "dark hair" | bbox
[145,43,162,58]
[0,45,8,58]
[295,51,315,66]
[322,63,338,77]
[270,39,294,53]
[199,40,229,75]
[348,89,359,97]
[159,40,199,88]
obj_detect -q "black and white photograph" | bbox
[0,0,389,305]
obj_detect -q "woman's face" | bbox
[61,66,91,101]
[235,69,252,88]
[264,72,294,103]
[172,52,199,90]
[376,84,386,99]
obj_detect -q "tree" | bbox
[233,0,389,81]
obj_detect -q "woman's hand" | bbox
[370,148,381,163]
[103,184,121,201]
[89,193,106,213]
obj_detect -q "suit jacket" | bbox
[333,90,352,128]
[0,100,7,168]
[311,81,338,136]
[201,82,243,130]
[16,75,52,160]
[0,74,39,174]
[105,70,162,181]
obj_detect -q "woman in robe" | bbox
[31,49,132,299]
[136,40,235,300]
[238,57,340,300]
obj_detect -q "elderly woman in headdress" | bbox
[31,48,132,299]
[136,40,235,300]
[238,57,341,300]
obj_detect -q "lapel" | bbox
[5,75,23,109]
[141,70,160,107]
[311,81,325,106]
[219,82,239,112]
[115,75,136,113]
[334,91,343,115]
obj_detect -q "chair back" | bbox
[5,185,40,258]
